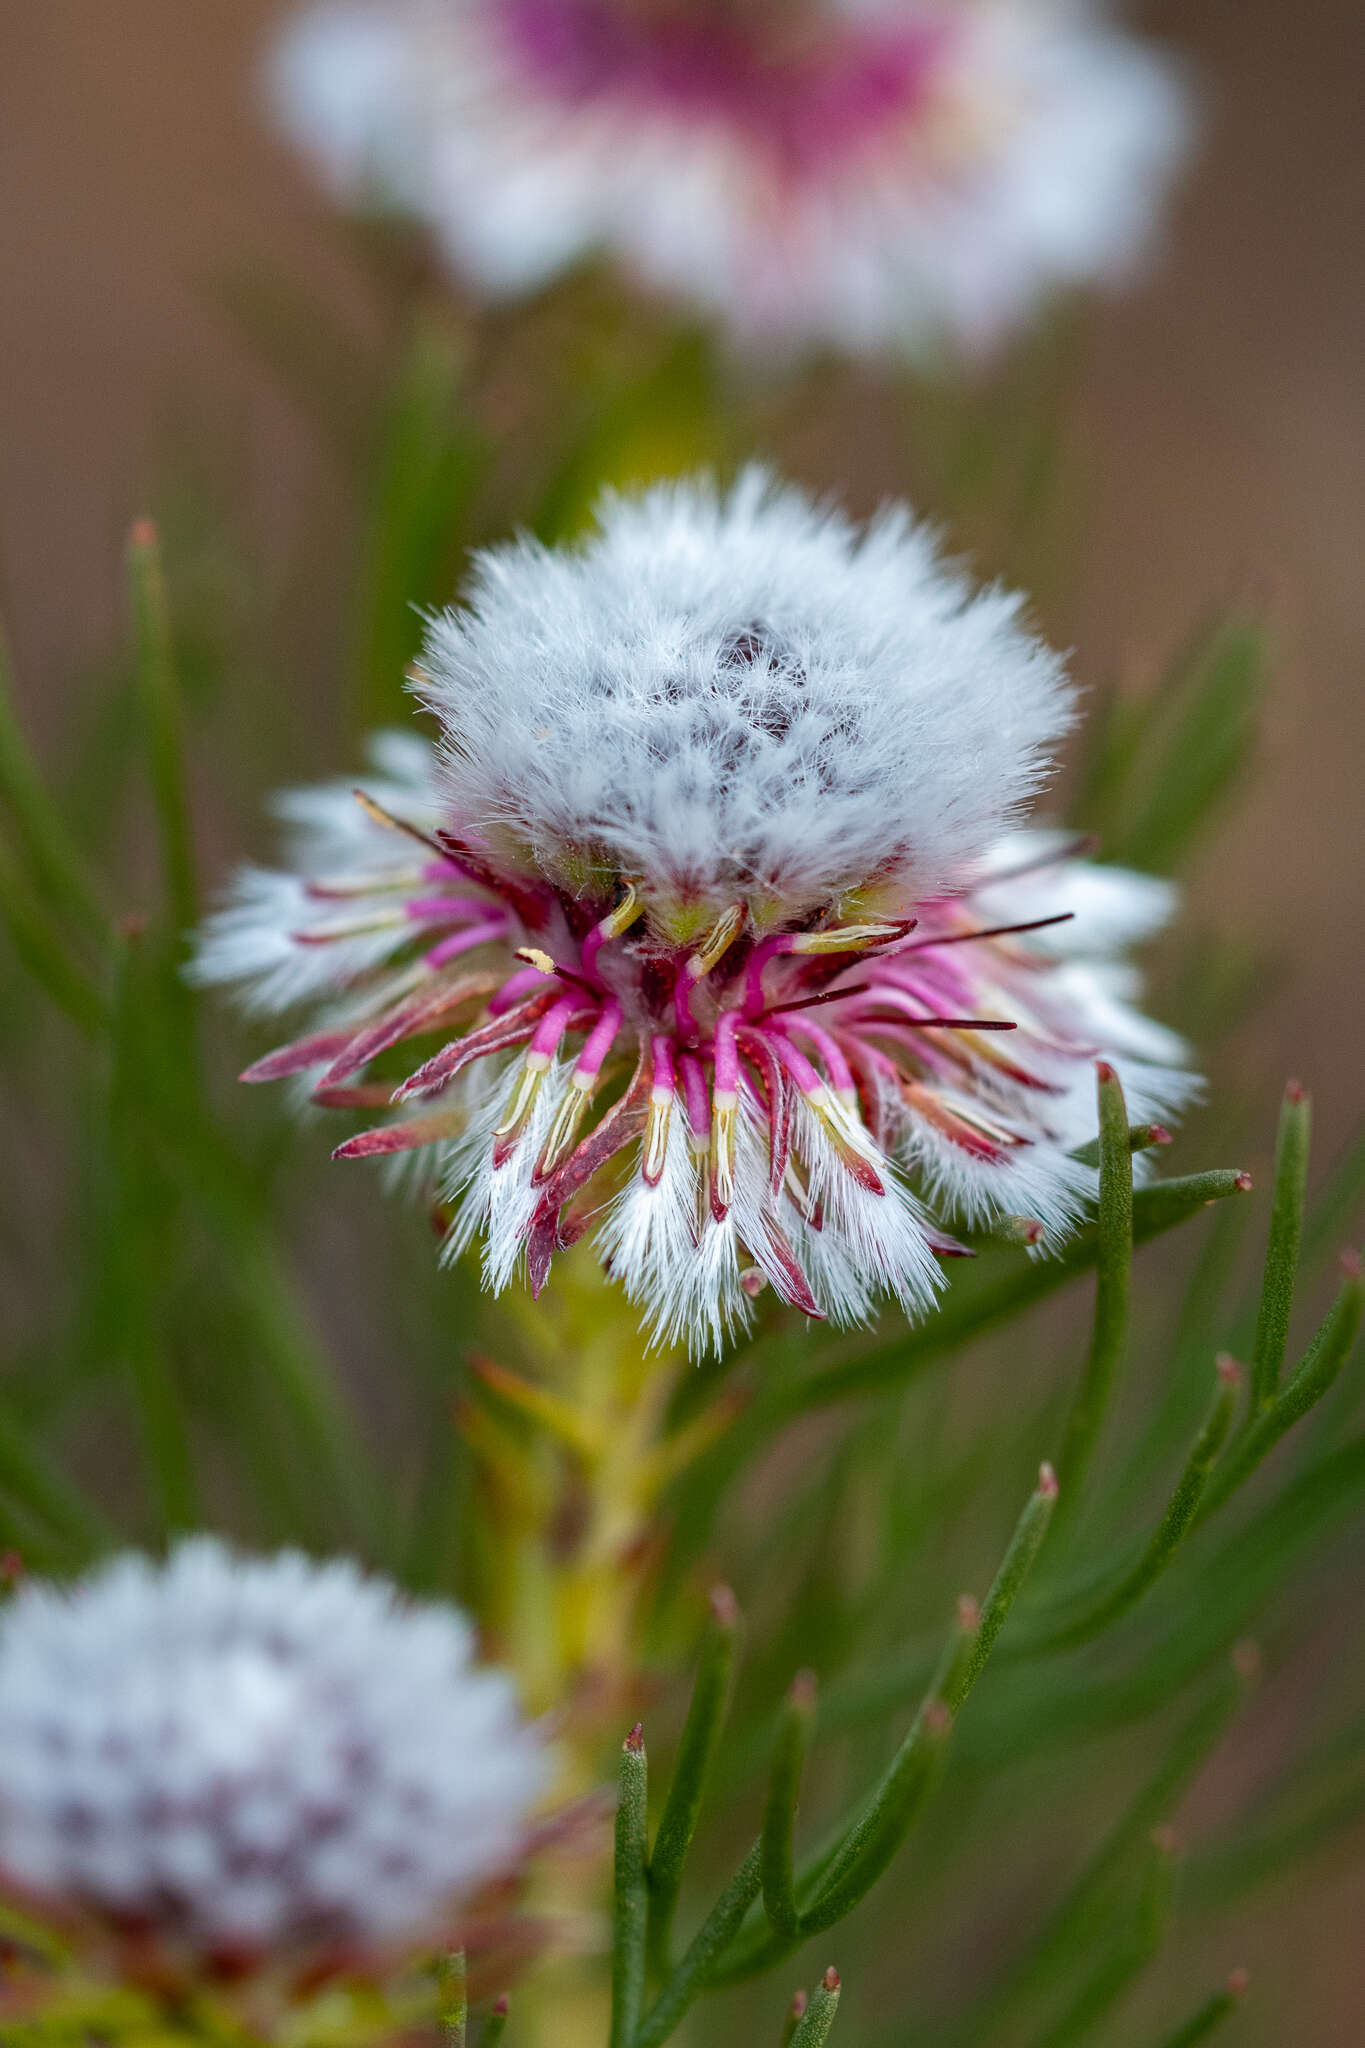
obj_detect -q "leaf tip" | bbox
[624,1722,645,1756]
[956,1593,981,1632]
[1215,1351,1243,1386]
[789,1667,819,1712]
[492,1995,510,2017]
[1037,1460,1059,1500]
[1233,1171,1254,1193]
[1232,1638,1263,1683]
[709,1583,740,1629]
[922,1699,953,1739]
[1227,1967,1250,1998]
[1339,1248,1363,1282]
[1284,1077,1307,1105]
[821,1966,841,1993]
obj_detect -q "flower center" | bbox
[495,0,949,174]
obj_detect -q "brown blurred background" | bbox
[3,0,1363,1137]
[1,5,1363,2036]
[2,0,1363,1130]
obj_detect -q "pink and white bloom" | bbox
[194,472,1195,1352]
[0,1542,548,1966]
[268,0,1192,361]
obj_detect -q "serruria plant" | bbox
[193,471,1195,1355]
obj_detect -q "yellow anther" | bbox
[687,902,747,980]
[351,787,443,854]
[599,883,645,941]
[642,1087,675,1187]
[493,1054,549,1140]
[710,1091,738,1216]
[791,921,905,956]
[537,1076,592,1177]
[515,946,559,977]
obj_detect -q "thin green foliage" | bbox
[633,1842,762,2048]
[612,1727,650,2048]
[1196,1262,1364,1523]
[1026,1830,1178,2048]
[439,1950,468,2048]
[1026,1362,1238,1651]
[127,521,199,938]
[789,1969,843,2047]
[648,1588,739,1975]
[1153,1975,1247,2047]
[1050,1064,1134,1539]
[0,617,106,942]
[1250,1082,1312,1409]
[761,1674,818,1940]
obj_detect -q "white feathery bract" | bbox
[0,1541,548,1961]
[268,0,1193,362]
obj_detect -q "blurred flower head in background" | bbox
[194,471,1195,1352]
[268,0,1192,361]
[0,1541,548,1971]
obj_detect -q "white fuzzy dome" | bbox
[421,470,1074,925]
[0,1542,548,1959]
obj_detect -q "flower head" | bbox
[195,471,1194,1353]
[0,1541,548,1967]
[269,0,1192,360]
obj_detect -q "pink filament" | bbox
[529,995,583,1061]
[772,1013,856,1095]
[574,998,622,1082]
[404,894,500,923]
[679,1052,711,1141]
[423,918,509,969]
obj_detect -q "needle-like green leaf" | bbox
[1250,1081,1312,1409]
[648,1588,739,1975]
[612,1724,649,2048]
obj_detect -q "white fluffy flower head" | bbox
[422,469,1072,923]
[0,1541,548,1964]
[195,472,1195,1355]
[269,0,1193,361]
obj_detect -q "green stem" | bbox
[790,1969,843,2047]
[1196,1262,1363,1523]
[0,829,107,1035]
[440,1950,468,2048]
[634,1843,762,2048]
[761,1672,818,1939]
[785,1172,1249,1415]
[0,616,106,940]
[1025,1363,1238,1652]
[1154,1975,1247,2047]
[1027,1833,1177,2048]
[1250,1082,1311,1409]
[948,1466,1058,1705]
[647,1588,739,1976]
[127,520,198,936]
[612,1727,649,2048]
[1050,1065,1133,1542]
[481,1999,510,2048]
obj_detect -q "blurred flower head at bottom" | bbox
[194,470,1196,1354]
[0,1541,549,1972]
[268,0,1193,362]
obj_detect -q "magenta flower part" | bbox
[194,473,1195,1352]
